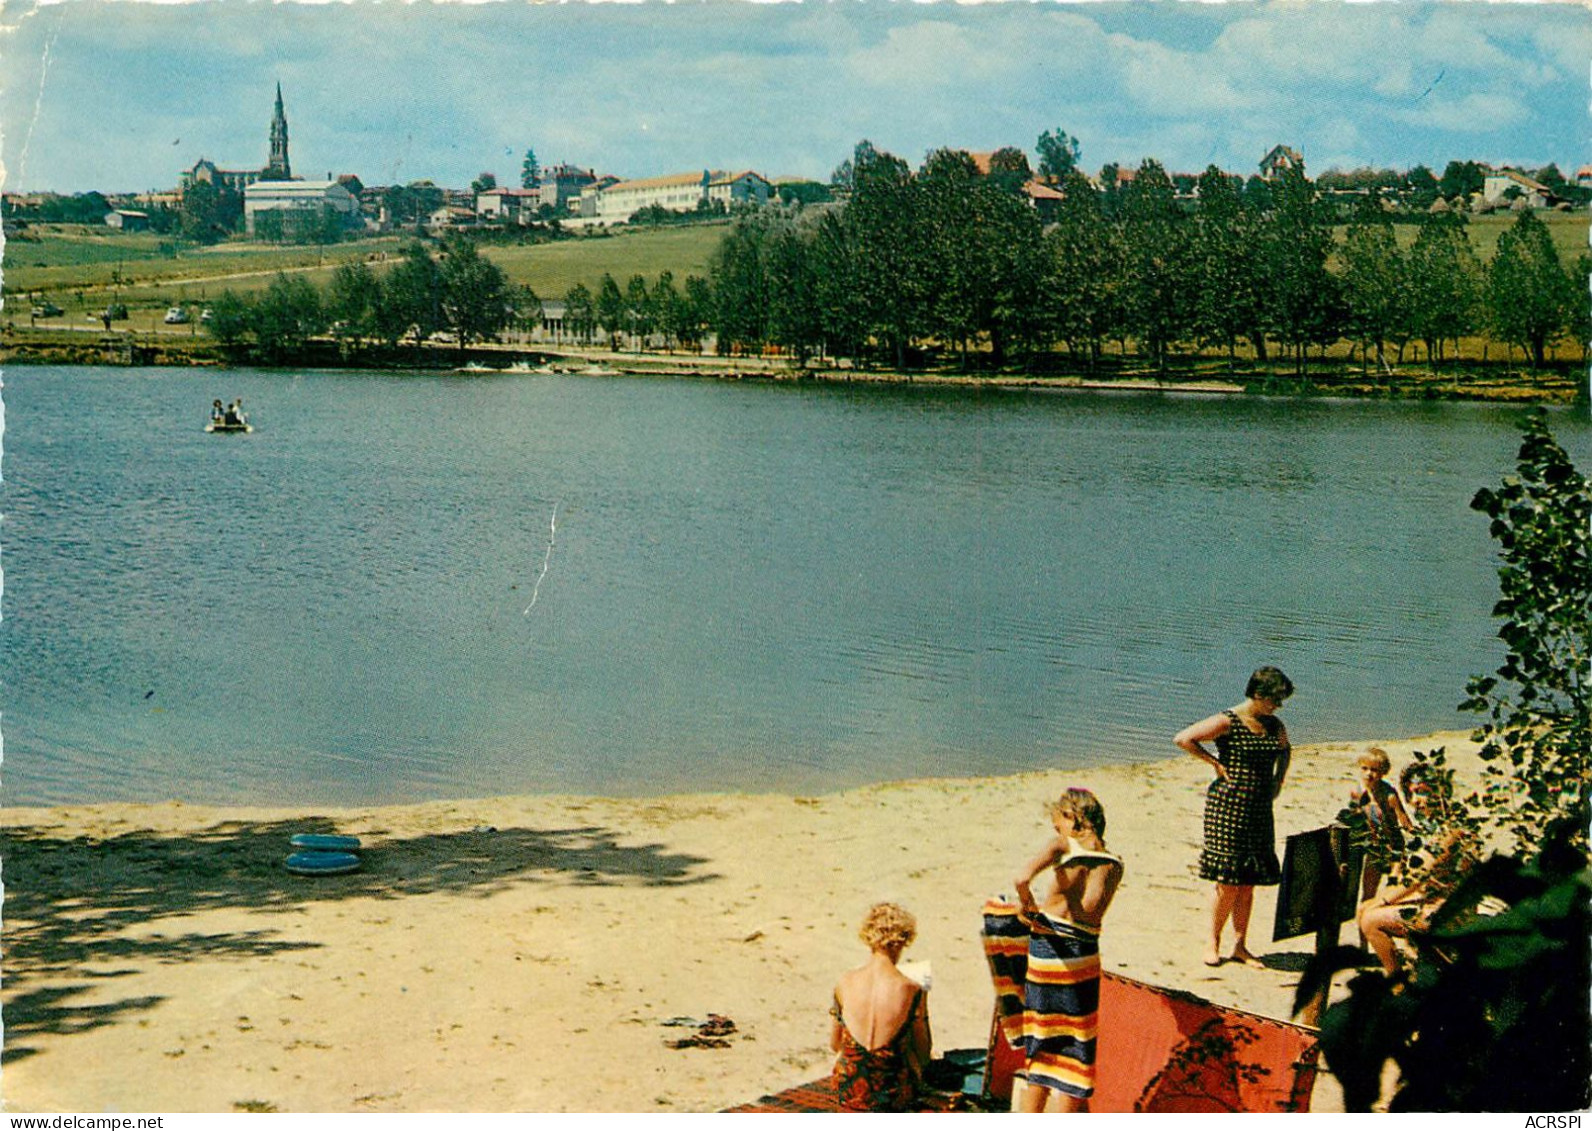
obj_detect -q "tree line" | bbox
[204,238,524,362]
[700,141,1588,376]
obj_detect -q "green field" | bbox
[3,221,731,332]
[483,223,729,298]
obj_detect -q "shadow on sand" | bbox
[1,816,719,1063]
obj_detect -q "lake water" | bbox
[3,364,1587,807]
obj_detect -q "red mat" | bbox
[724,1075,968,1113]
[985,972,1320,1112]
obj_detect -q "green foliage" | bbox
[1035,128,1081,181]
[1487,211,1577,370]
[1462,414,1591,855]
[203,289,254,351]
[1307,849,1589,1111]
[521,149,540,190]
[181,181,241,243]
[596,273,626,349]
[437,236,512,347]
[327,261,380,351]
[1405,214,1481,367]
[383,241,444,345]
[562,282,597,344]
[1438,159,1486,202]
[774,180,833,207]
[253,272,324,362]
[1305,417,1592,1112]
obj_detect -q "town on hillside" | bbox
[3,84,1587,240]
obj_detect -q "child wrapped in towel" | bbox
[982,788,1124,1112]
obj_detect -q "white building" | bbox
[476,187,540,222]
[1481,169,1552,208]
[243,179,359,235]
[584,169,772,223]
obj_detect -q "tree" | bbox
[1404,164,1440,211]
[1261,164,1338,375]
[203,289,255,351]
[624,274,652,349]
[562,283,597,345]
[1192,165,1268,370]
[1462,414,1590,856]
[180,180,241,243]
[252,272,324,362]
[1306,419,1591,1114]
[764,220,823,363]
[1487,210,1576,370]
[650,270,681,352]
[438,237,511,347]
[708,214,773,352]
[252,208,286,244]
[1121,159,1195,371]
[596,273,626,349]
[1405,214,1481,368]
[471,172,497,196]
[1338,210,1406,376]
[383,241,444,346]
[985,146,1033,196]
[775,180,833,207]
[843,140,924,368]
[681,275,714,352]
[1035,128,1081,181]
[1045,170,1126,371]
[521,149,540,190]
[327,261,380,351]
[1438,160,1485,203]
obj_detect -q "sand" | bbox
[0,732,1478,1114]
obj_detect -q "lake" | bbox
[2,364,1586,806]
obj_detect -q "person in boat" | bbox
[212,399,225,423]
[1006,788,1124,1112]
[829,902,932,1111]
[223,399,243,427]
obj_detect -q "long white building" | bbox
[582,169,771,222]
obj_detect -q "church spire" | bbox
[266,82,291,180]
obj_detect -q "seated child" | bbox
[1346,746,1414,901]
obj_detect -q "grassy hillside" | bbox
[483,223,729,298]
[3,221,732,330]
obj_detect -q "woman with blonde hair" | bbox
[984,788,1124,1112]
[829,902,932,1111]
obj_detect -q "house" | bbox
[1259,145,1304,180]
[586,169,771,223]
[426,204,477,230]
[104,209,150,231]
[1577,165,1592,188]
[539,164,599,214]
[243,179,359,235]
[476,187,541,222]
[1023,179,1065,222]
[181,158,264,195]
[1481,168,1553,208]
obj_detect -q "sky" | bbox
[0,0,1588,195]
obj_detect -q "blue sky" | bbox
[2,0,1587,194]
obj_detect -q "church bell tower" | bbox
[266,83,291,179]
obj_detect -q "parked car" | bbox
[31,301,64,318]
[164,307,190,325]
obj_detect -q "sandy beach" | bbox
[1,732,1478,1113]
